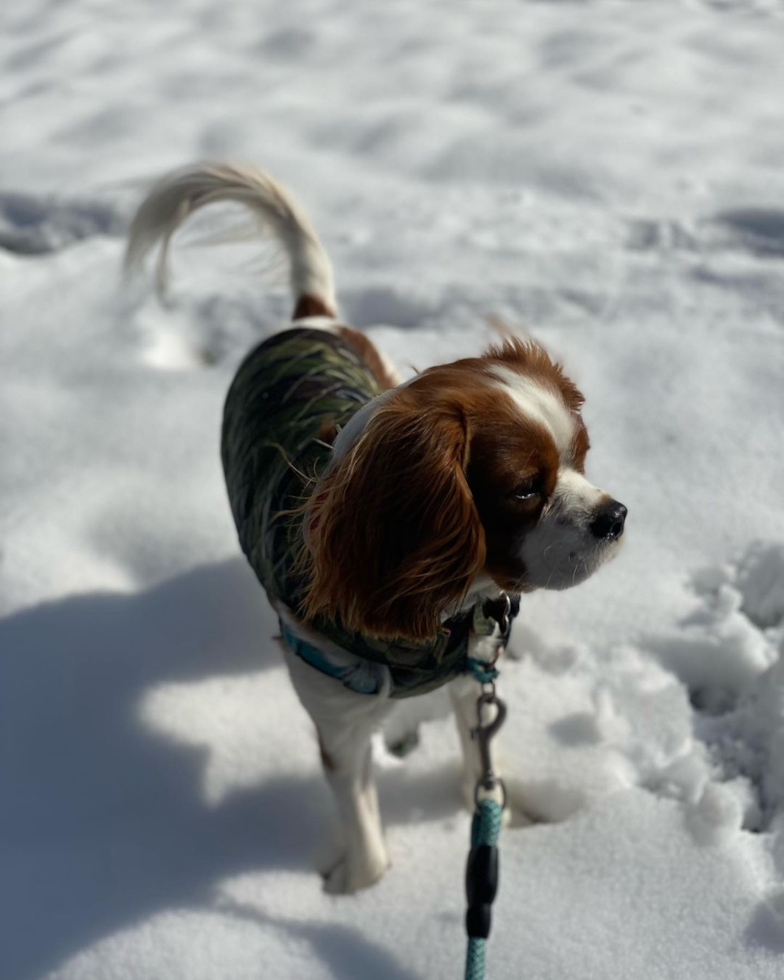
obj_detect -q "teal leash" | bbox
[465,797,504,980]
[463,679,507,980]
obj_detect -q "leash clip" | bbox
[496,592,511,637]
[473,684,507,807]
[479,591,512,640]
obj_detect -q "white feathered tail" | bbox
[124,163,336,313]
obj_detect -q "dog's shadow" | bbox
[0,559,427,980]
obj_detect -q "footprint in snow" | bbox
[648,541,784,833]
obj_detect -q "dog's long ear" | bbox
[301,396,486,642]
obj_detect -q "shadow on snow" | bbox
[0,558,428,980]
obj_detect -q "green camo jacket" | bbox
[220,327,481,698]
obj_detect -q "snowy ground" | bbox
[3,1,784,978]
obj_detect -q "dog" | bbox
[126,163,627,894]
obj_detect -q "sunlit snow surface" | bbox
[2,1,784,978]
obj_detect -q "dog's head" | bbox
[302,337,626,641]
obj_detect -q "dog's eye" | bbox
[512,480,540,501]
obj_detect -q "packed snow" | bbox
[2,1,784,978]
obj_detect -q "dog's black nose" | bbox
[589,500,627,541]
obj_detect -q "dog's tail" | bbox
[124,163,337,318]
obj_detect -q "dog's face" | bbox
[464,350,626,595]
[303,337,626,641]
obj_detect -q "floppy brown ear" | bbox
[300,396,486,642]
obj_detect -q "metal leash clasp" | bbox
[497,592,511,639]
[473,681,507,808]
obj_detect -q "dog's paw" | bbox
[321,849,390,895]
[313,830,345,879]
[502,780,542,828]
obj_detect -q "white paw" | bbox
[321,849,390,895]
[502,780,540,827]
[313,829,345,879]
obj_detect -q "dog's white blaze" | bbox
[491,366,576,460]
[551,467,606,527]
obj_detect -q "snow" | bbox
[2,0,784,977]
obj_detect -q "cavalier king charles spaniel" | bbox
[126,164,627,894]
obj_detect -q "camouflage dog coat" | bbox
[221,327,516,698]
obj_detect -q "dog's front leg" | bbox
[449,674,506,815]
[317,722,390,894]
[449,674,536,827]
[283,645,392,894]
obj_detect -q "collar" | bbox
[283,594,520,698]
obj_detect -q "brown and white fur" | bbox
[126,163,627,894]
